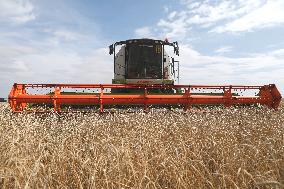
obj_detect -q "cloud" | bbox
[130,0,284,93]
[157,11,189,40]
[52,30,85,41]
[0,43,37,58]
[150,0,284,37]
[178,45,284,92]
[270,49,284,57]
[40,29,87,45]
[0,44,114,97]
[215,46,234,54]
[0,43,112,83]
[74,48,113,83]
[163,6,169,13]
[134,27,153,38]
[0,1,107,97]
[212,0,284,33]
[0,0,35,24]
[185,0,263,26]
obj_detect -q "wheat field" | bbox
[0,102,283,189]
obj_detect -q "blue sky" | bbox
[0,0,284,97]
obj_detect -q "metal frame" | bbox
[9,83,282,113]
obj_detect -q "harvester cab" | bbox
[109,39,180,85]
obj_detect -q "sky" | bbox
[0,0,284,97]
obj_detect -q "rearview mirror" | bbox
[109,45,114,55]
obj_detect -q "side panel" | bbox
[163,51,172,80]
[114,46,126,80]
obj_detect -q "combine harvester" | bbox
[8,39,282,113]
